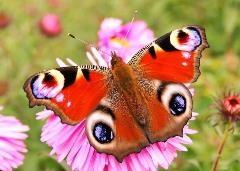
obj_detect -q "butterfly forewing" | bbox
[23,65,109,125]
[129,25,209,83]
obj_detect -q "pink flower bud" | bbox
[39,14,62,37]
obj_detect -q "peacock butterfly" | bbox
[23,25,208,161]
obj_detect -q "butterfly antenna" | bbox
[68,33,111,57]
[123,10,138,40]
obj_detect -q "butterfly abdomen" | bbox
[111,56,149,126]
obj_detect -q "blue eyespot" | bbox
[169,93,186,116]
[93,122,114,144]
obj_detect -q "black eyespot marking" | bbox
[148,46,156,59]
[43,73,54,83]
[81,69,90,81]
[93,122,114,144]
[178,30,188,39]
[157,85,163,102]
[57,66,78,87]
[155,32,177,51]
[96,105,115,120]
[42,72,58,89]
[156,82,168,102]
[169,93,186,116]
[30,75,39,98]
[187,26,200,34]
[30,75,38,87]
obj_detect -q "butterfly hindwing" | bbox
[129,25,209,83]
[24,65,109,125]
[144,81,193,143]
[85,97,149,162]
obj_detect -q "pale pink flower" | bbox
[0,106,29,171]
[98,18,154,65]
[36,47,198,171]
[39,14,62,37]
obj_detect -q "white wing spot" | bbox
[182,51,191,59]
[55,93,64,102]
[182,62,188,66]
[67,101,72,107]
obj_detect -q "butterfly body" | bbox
[110,54,149,126]
[24,25,209,161]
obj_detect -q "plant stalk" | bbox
[211,122,232,171]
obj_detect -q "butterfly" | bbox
[24,25,208,162]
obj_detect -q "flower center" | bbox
[229,98,238,107]
[224,96,240,115]
[110,37,129,47]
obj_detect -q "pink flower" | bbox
[98,18,154,65]
[35,47,198,171]
[0,106,29,171]
[39,14,62,37]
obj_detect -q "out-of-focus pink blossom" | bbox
[98,18,154,65]
[39,14,62,37]
[0,12,11,29]
[0,106,29,171]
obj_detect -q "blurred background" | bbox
[0,0,240,170]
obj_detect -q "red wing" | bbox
[141,80,193,144]
[129,25,209,83]
[146,83,192,143]
[23,66,109,125]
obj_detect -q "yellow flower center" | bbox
[110,37,129,48]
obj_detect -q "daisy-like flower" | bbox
[98,18,154,65]
[36,47,198,171]
[0,106,29,171]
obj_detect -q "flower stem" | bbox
[211,122,232,171]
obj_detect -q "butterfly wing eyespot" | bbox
[169,26,202,51]
[29,70,65,99]
[157,83,192,118]
[86,106,116,152]
[140,80,193,143]
[23,66,108,125]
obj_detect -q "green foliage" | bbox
[0,0,239,170]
